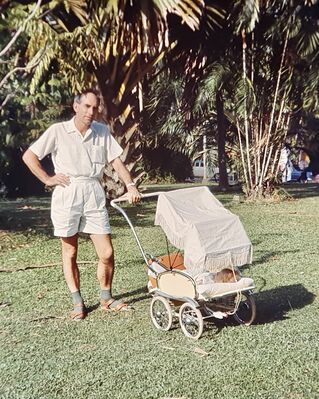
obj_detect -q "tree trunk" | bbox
[95,65,144,199]
[216,90,228,190]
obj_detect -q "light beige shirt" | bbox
[30,117,123,179]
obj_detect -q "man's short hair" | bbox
[74,88,100,106]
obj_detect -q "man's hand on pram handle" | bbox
[126,182,141,204]
[111,191,164,206]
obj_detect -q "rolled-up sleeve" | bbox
[29,125,57,160]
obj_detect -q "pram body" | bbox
[111,187,256,340]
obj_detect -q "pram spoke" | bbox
[179,302,204,340]
[150,296,173,331]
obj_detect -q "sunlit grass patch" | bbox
[0,183,318,399]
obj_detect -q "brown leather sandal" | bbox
[70,303,87,321]
[100,298,132,312]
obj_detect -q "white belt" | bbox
[69,176,100,183]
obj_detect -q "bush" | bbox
[142,146,193,183]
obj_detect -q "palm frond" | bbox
[195,62,231,111]
[233,0,259,34]
[153,0,204,31]
[233,76,256,118]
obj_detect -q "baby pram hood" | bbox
[154,186,252,273]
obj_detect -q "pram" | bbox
[111,186,256,340]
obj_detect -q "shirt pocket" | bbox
[91,145,106,164]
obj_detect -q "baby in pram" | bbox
[197,267,241,284]
[147,252,249,298]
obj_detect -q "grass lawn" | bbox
[0,183,318,399]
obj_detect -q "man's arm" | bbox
[22,149,70,187]
[111,157,141,203]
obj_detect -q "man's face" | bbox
[73,93,99,128]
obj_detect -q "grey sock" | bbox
[72,291,84,306]
[101,289,112,301]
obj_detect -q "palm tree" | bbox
[140,68,223,183]
[226,0,319,198]
[193,62,234,189]
[5,0,227,197]
[165,0,319,198]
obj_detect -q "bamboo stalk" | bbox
[255,106,264,183]
[259,28,289,186]
[251,32,255,85]
[241,29,253,190]
[263,90,287,180]
[236,120,249,188]
[250,33,257,186]
[274,113,291,176]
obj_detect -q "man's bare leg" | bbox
[61,234,80,292]
[61,234,86,320]
[90,234,114,289]
[90,234,129,311]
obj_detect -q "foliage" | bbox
[142,146,193,183]
[142,74,196,154]
[0,1,228,197]
[17,0,227,197]
[155,1,319,199]
[0,71,73,195]
[215,0,319,199]
[0,2,74,194]
[2,1,319,200]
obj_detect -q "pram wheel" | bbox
[233,292,256,326]
[150,296,173,331]
[179,302,204,340]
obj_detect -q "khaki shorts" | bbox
[51,177,111,237]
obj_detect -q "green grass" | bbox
[0,183,318,399]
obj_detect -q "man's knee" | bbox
[61,237,78,260]
[98,247,114,265]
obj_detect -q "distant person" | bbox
[23,89,141,320]
[279,145,293,183]
[298,150,311,183]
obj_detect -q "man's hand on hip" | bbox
[45,174,70,187]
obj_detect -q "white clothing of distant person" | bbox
[29,117,123,237]
[279,146,293,183]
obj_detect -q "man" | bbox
[23,89,141,320]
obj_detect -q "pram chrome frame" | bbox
[111,192,256,340]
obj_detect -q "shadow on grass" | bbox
[0,197,53,235]
[117,286,150,305]
[214,284,315,331]
[254,283,316,324]
[216,283,315,330]
[204,283,316,338]
[284,182,319,199]
[86,287,150,313]
[0,197,158,235]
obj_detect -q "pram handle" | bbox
[110,191,164,266]
[110,191,164,205]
